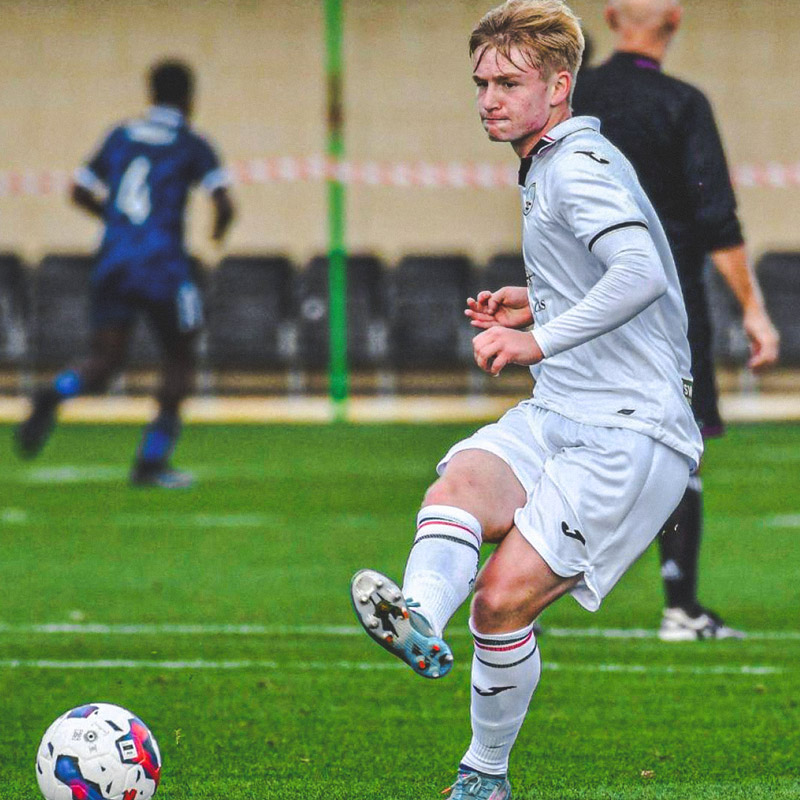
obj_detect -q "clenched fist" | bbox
[473,327,544,376]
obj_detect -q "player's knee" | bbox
[471,581,517,631]
[422,478,510,542]
[422,476,461,509]
[423,460,487,508]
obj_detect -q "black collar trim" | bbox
[518,135,556,185]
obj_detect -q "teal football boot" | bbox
[350,569,453,679]
[442,770,512,799]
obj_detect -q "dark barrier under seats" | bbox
[0,253,29,366]
[389,254,474,368]
[206,255,294,369]
[296,254,389,369]
[756,251,800,366]
[31,254,94,368]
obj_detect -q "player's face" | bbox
[472,45,572,157]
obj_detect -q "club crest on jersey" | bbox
[523,182,537,216]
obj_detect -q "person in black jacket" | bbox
[573,0,779,641]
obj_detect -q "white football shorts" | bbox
[437,400,691,611]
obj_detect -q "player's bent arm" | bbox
[211,187,235,241]
[533,226,667,358]
[70,183,105,220]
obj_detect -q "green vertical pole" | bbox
[325,0,348,419]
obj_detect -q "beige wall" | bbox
[0,0,798,267]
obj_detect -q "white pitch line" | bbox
[766,514,800,528]
[0,508,28,523]
[0,623,799,641]
[5,491,799,533]
[0,659,784,675]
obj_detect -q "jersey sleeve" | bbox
[679,91,744,251]
[532,225,668,358]
[190,135,231,193]
[550,151,649,254]
[73,127,122,194]
[533,153,667,358]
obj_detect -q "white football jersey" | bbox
[520,116,703,467]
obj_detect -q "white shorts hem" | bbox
[437,441,534,495]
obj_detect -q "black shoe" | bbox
[130,464,195,489]
[15,394,58,459]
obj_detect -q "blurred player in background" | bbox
[351,1,702,796]
[15,60,234,488]
[573,0,779,641]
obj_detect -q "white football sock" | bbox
[461,620,541,777]
[401,504,482,637]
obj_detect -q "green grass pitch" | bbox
[1,421,799,799]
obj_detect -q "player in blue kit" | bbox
[15,60,234,487]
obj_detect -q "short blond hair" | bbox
[470,0,585,81]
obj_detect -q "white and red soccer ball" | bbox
[36,703,161,800]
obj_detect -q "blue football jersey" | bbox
[75,105,227,297]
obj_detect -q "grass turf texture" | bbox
[1,421,798,799]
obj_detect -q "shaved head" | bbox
[607,0,680,30]
[605,0,682,50]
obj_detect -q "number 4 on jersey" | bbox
[116,156,152,224]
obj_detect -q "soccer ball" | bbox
[35,703,162,800]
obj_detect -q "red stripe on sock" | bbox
[417,519,481,546]
[474,629,533,652]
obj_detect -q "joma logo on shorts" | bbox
[561,521,586,545]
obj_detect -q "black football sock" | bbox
[658,482,703,614]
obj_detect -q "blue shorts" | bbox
[89,266,204,343]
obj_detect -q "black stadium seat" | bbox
[389,254,474,368]
[482,252,527,292]
[296,254,389,369]
[757,251,800,365]
[206,255,294,369]
[31,254,94,368]
[0,253,29,366]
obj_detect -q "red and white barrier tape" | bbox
[1,156,800,196]
[0,170,72,197]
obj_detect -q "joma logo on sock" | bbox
[473,685,516,697]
